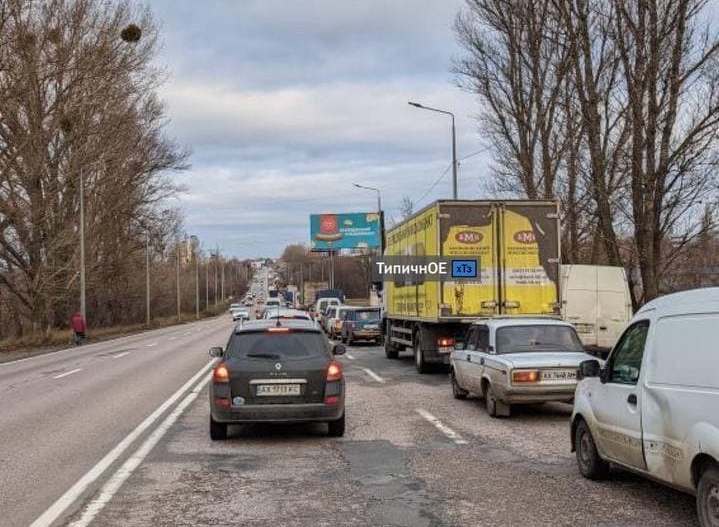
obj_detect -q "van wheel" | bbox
[451,369,468,400]
[328,413,345,437]
[414,333,430,374]
[209,416,228,441]
[575,419,609,480]
[697,464,719,527]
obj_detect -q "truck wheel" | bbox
[575,419,609,480]
[697,464,719,527]
[451,369,468,400]
[209,416,228,441]
[384,332,399,359]
[414,333,430,374]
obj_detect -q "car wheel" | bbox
[485,383,500,417]
[698,464,719,527]
[328,412,345,437]
[209,415,228,441]
[575,419,609,480]
[451,369,468,400]
[414,333,430,374]
[384,332,399,359]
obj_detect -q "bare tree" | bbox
[399,195,414,219]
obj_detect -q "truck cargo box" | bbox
[384,200,560,321]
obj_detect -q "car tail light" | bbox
[267,327,290,333]
[324,395,339,405]
[512,370,540,383]
[437,337,455,347]
[213,363,230,383]
[214,397,230,409]
[326,361,343,382]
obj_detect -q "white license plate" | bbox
[541,370,577,382]
[363,324,378,330]
[256,384,301,396]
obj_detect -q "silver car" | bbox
[450,318,597,417]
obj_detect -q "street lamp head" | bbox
[408,101,423,108]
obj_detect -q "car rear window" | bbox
[227,331,328,359]
[495,325,584,354]
[353,309,379,321]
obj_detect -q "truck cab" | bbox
[571,288,719,527]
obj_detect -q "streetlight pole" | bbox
[176,242,181,322]
[79,168,86,322]
[408,101,458,199]
[190,235,200,320]
[352,182,384,255]
[146,231,151,326]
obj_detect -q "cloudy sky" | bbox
[151,0,490,258]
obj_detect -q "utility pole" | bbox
[145,231,151,326]
[214,250,219,306]
[205,259,209,311]
[221,260,225,302]
[176,242,181,321]
[191,235,199,320]
[79,168,87,323]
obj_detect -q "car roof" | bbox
[470,317,571,329]
[635,287,719,317]
[343,305,378,310]
[235,319,319,333]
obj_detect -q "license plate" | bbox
[363,324,378,330]
[541,369,577,382]
[256,384,301,396]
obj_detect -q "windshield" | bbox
[495,325,584,354]
[227,331,328,359]
[347,309,379,321]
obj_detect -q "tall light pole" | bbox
[79,168,86,322]
[145,231,151,326]
[408,101,458,199]
[176,241,181,322]
[190,235,200,320]
[352,183,384,255]
[352,183,382,213]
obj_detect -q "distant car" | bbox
[314,298,341,326]
[208,319,346,439]
[450,318,597,417]
[264,308,313,322]
[571,288,719,527]
[327,306,352,339]
[341,307,381,345]
[323,305,339,335]
[231,308,250,321]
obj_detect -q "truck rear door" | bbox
[438,202,498,317]
[498,202,560,315]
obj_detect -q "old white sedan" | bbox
[450,318,597,417]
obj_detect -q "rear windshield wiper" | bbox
[246,352,282,359]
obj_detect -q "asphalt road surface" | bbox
[1,324,698,526]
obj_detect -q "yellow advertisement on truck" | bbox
[383,200,560,372]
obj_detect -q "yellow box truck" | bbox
[383,200,561,372]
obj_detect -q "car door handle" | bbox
[627,394,637,405]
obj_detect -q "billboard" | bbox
[310,212,382,251]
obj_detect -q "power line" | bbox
[458,145,491,162]
[412,162,453,206]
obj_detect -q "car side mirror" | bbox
[577,359,600,380]
[209,346,224,358]
[599,365,610,384]
[454,342,465,351]
[333,343,346,356]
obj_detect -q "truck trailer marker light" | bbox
[512,370,540,383]
[437,337,455,347]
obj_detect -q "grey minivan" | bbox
[209,319,346,440]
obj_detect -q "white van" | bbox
[561,265,632,351]
[571,287,719,527]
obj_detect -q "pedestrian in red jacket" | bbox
[71,312,86,345]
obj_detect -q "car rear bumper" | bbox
[350,330,381,340]
[211,402,344,423]
[496,384,576,404]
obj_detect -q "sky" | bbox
[150,0,491,258]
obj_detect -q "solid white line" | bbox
[52,368,82,379]
[145,342,157,347]
[68,375,210,527]
[360,367,384,383]
[111,352,130,359]
[345,353,356,360]
[30,360,215,527]
[416,408,468,445]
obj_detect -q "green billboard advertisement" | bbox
[310,212,382,251]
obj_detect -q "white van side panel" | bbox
[642,313,719,490]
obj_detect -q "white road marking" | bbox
[345,353,356,360]
[52,368,82,379]
[416,408,468,445]
[360,367,384,383]
[111,352,130,359]
[30,360,215,527]
[145,342,157,347]
[68,374,210,527]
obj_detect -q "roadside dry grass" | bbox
[0,305,229,363]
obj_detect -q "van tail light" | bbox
[512,370,540,384]
[213,363,230,383]
[326,361,343,382]
[437,337,455,347]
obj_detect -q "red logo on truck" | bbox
[513,230,536,244]
[455,231,483,244]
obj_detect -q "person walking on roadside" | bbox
[71,312,87,345]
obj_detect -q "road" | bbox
[0,317,231,527]
[3,324,697,526]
